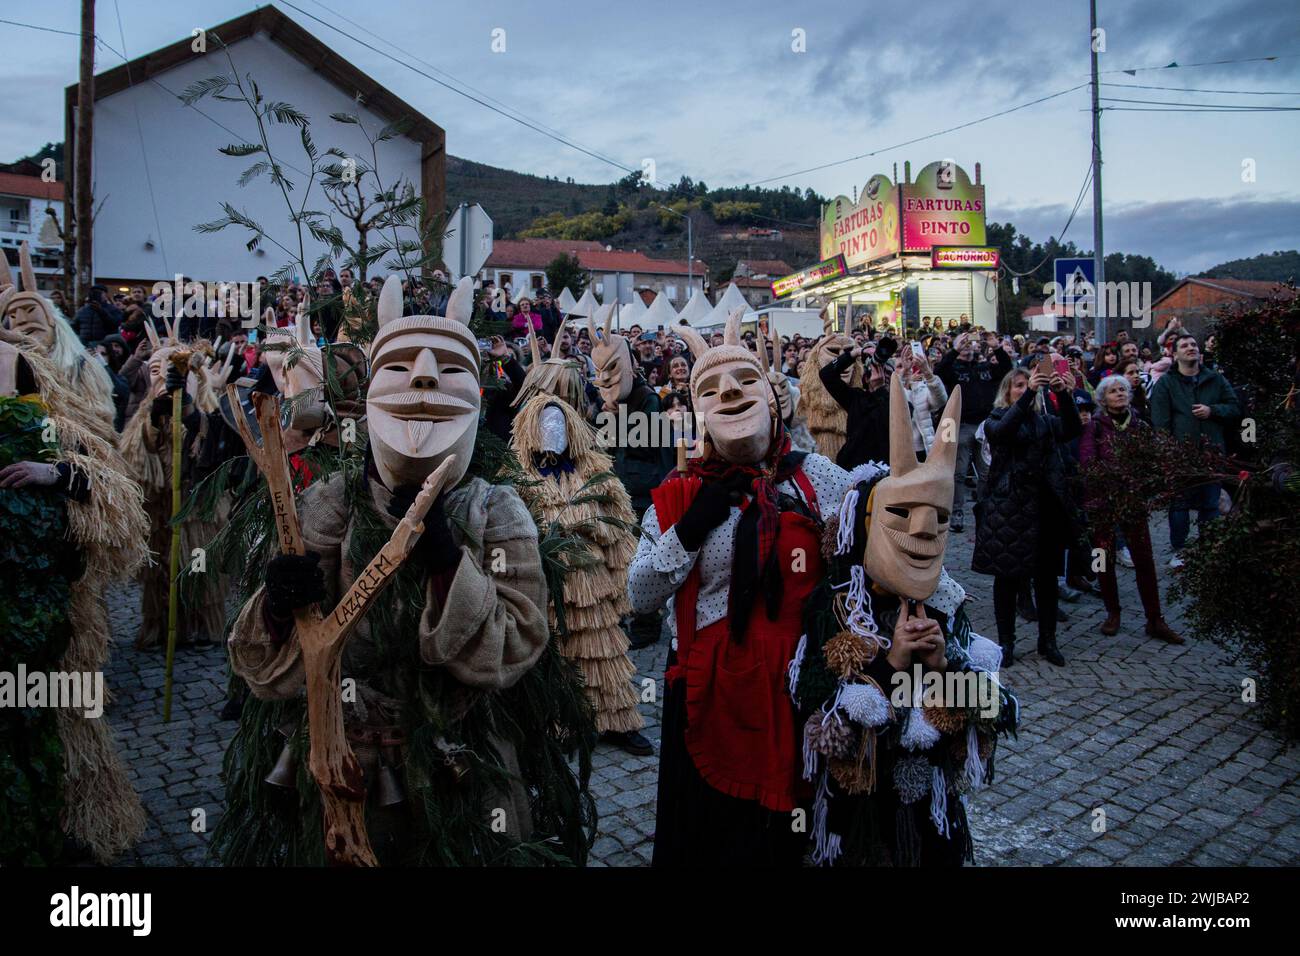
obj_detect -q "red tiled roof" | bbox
[1152,276,1297,308]
[1189,277,1296,297]
[485,238,606,269]
[486,238,703,276]
[578,249,702,276]
[724,276,776,288]
[0,172,63,201]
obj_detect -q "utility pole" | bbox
[686,210,694,300]
[74,0,96,306]
[1089,0,1106,344]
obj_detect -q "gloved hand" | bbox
[387,486,459,574]
[150,367,191,425]
[673,478,742,551]
[265,552,326,620]
[165,366,189,395]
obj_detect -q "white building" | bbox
[0,171,64,292]
[65,5,446,287]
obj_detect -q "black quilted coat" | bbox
[972,387,1084,577]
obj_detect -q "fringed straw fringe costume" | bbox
[10,345,149,862]
[799,337,861,462]
[511,395,644,734]
[119,371,228,648]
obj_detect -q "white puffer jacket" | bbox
[903,374,949,453]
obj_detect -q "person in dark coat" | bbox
[482,336,528,442]
[935,332,1012,532]
[74,285,123,346]
[818,337,896,470]
[972,364,1082,666]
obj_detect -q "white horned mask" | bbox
[863,372,962,600]
[367,274,480,492]
[0,242,56,349]
[676,309,774,466]
[588,303,634,406]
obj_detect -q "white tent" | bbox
[556,287,578,313]
[676,289,713,327]
[642,291,680,330]
[615,294,647,330]
[698,282,753,329]
[566,286,599,318]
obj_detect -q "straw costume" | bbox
[509,326,648,752]
[1,254,148,863]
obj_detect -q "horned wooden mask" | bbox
[367,274,479,491]
[0,243,56,349]
[144,317,180,399]
[677,310,773,466]
[588,304,633,406]
[864,373,962,600]
[755,322,792,424]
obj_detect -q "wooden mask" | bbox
[588,304,633,406]
[0,243,55,349]
[366,274,479,491]
[863,373,962,600]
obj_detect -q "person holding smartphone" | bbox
[971,361,1083,666]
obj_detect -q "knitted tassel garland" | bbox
[930,766,951,839]
[965,724,985,790]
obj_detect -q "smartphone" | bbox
[1036,355,1053,377]
[1053,357,1069,377]
[911,342,925,359]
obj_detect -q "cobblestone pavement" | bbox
[102,512,1300,866]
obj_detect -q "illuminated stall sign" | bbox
[820,173,900,267]
[902,161,986,252]
[772,255,848,298]
[931,246,1000,269]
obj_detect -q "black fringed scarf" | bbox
[689,426,809,642]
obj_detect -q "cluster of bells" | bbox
[264,719,408,808]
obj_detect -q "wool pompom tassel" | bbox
[829,726,877,795]
[901,706,941,751]
[893,755,931,805]
[965,724,986,790]
[840,680,891,728]
[966,633,1003,673]
[788,633,807,703]
[930,766,951,839]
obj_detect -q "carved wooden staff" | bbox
[226,385,455,867]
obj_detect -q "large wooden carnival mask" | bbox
[863,373,962,600]
[366,274,479,491]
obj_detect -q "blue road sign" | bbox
[1054,258,1095,308]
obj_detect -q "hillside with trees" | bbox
[1199,250,1300,282]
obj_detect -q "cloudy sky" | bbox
[4,0,1298,273]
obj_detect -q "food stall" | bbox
[772,160,1001,334]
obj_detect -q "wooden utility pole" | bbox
[74,0,96,305]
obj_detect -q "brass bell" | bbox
[374,735,406,808]
[265,738,298,788]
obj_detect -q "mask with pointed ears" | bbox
[0,242,56,348]
[676,309,774,466]
[863,373,962,600]
[367,274,480,491]
[588,303,634,405]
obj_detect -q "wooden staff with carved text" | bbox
[226,386,456,866]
